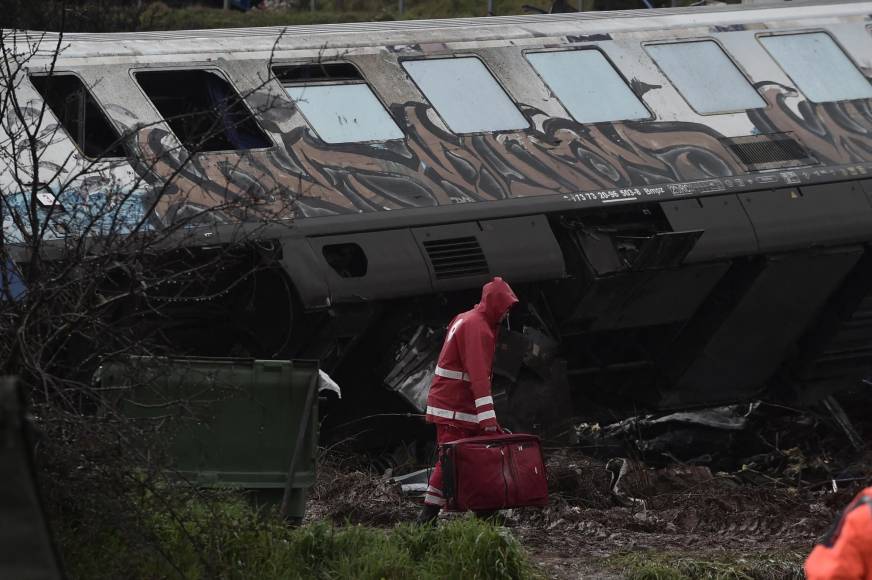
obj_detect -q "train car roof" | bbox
[9,0,872,60]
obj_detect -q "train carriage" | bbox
[5,0,872,439]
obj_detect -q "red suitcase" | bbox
[439,433,548,511]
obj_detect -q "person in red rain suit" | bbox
[416,276,519,524]
[806,486,872,579]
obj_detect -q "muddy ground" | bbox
[304,392,872,578]
[304,446,865,579]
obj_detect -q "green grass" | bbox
[57,492,538,580]
[609,550,806,580]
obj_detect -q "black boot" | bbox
[474,510,503,524]
[415,503,441,525]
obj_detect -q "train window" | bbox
[135,69,271,152]
[526,50,650,123]
[402,57,528,134]
[29,74,125,159]
[646,41,765,114]
[276,63,403,144]
[759,33,872,103]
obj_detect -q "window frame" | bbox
[272,60,405,145]
[399,54,531,136]
[756,29,872,104]
[28,70,128,161]
[130,66,274,155]
[522,46,654,124]
[643,37,767,116]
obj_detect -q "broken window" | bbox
[646,41,765,114]
[526,49,650,124]
[402,57,528,134]
[29,74,125,159]
[759,32,872,103]
[275,63,403,144]
[135,69,271,152]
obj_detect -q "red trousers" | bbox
[424,423,481,507]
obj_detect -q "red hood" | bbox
[474,277,519,325]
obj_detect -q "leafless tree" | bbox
[0,26,298,575]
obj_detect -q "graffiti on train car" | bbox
[751,84,872,164]
[1,186,152,243]
[123,78,872,222]
[10,73,872,230]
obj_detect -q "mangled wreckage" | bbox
[5,0,872,448]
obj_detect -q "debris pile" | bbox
[304,455,418,525]
[302,388,872,579]
[572,397,872,487]
[512,449,848,539]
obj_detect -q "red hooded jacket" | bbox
[425,277,519,430]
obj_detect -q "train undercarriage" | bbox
[129,182,872,451]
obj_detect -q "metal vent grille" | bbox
[423,237,489,279]
[722,133,816,171]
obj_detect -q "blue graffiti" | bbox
[1,258,26,301]
[2,184,153,243]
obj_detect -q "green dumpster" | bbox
[98,357,320,520]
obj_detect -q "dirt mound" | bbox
[508,447,860,551]
[545,449,613,509]
[305,456,418,525]
[307,447,860,540]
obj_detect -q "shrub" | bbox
[57,491,539,580]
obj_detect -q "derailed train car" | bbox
[5,0,872,441]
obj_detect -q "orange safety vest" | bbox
[806,487,872,580]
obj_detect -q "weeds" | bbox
[610,550,806,580]
[57,491,538,580]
